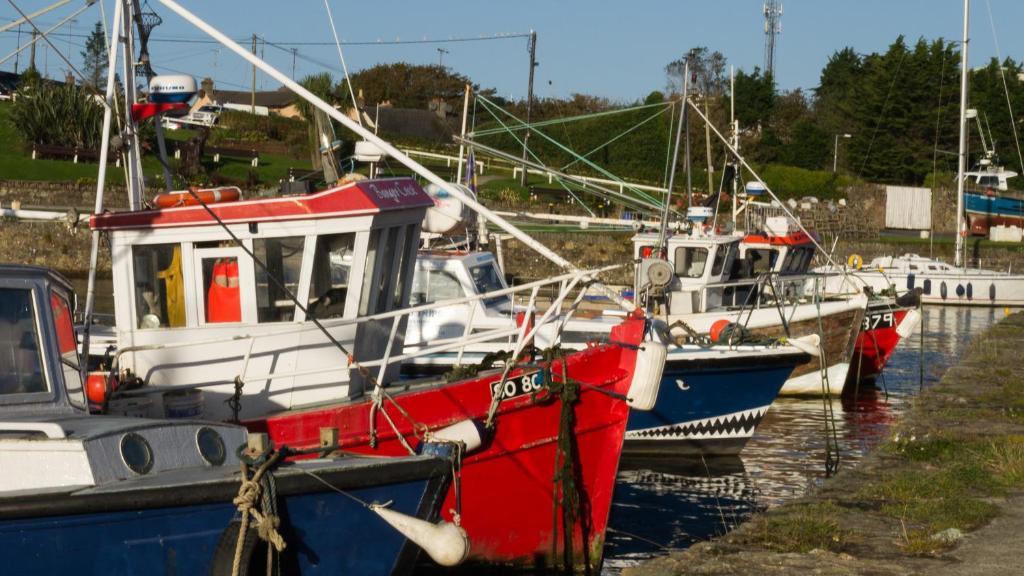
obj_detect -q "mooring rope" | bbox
[232,450,286,576]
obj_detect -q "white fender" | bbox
[370,506,470,567]
[787,334,821,357]
[896,308,921,339]
[428,419,482,453]
[627,340,667,411]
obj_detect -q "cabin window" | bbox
[747,249,777,275]
[674,247,709,278]
[309,233,357,320]
[410,269,464,305]
[132,244,186,329]
[50,290,84,409]
[0,288,46,396]
[470,262,512,310]
[710,245,729,276]
[390,225,417,310]
[253,237,304,322]
[359,226,403,315]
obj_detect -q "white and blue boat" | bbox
[402,251,809,457]
[0,265,464,575]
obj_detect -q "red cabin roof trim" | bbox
[743,230,819,247]
[90,177,433,231]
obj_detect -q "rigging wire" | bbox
[322,0,361,126]
[984,0,1024,176]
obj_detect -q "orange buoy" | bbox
[86,371,119,407]
[153,186,241,208]
[709,319,732,343]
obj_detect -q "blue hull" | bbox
[1,477,436,575]
[965,192,1024,219]
[625,352,803,456]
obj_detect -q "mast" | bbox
[955,0,970,269]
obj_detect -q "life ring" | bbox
[153,186,241,208]
[847,254,863,270]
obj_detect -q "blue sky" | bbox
[2,1,1023,103]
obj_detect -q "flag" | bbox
[464,149,478,194]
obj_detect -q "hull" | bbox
[250,317,645,572]
[824,269,1024,307]
[670,298,865,397]
[848,302,916,384]
[0,456,449,576]
[965,191,1024,236]
[624,348,806,456]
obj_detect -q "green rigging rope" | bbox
[475,95,666,208]
[471,100,671,137]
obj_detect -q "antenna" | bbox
[763,0,782,78]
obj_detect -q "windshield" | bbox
[0,288,46,396]
[674,247,709,279]
[469,263,511,310]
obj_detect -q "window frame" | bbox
[192,245,258,326]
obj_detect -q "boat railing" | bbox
[113,264,619,395]
[692,270,847,312]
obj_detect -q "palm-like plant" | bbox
[10,82,106,149]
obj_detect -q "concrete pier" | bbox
[625,313,1024,576]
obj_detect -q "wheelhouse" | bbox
[0,266,86,417]
[90,178,433,420]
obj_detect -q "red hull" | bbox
[848,305,910,384]
[248,317,645,571]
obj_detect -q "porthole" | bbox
[120,432,154,475]
[196,427,226,466]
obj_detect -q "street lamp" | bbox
[833,133,852,173]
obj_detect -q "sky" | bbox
[2,1,1024,103]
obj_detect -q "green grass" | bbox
[746,501,846,553]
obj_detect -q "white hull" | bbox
[778,361,849,396]
[822,268,1024,307]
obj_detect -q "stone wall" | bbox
[0,180,129,210]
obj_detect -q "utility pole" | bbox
[29,29,37,72]
[251,34,257,115]
[437,47,449,67]
[14,24,21,74]
[519,30,537,187]
[763,0,782,78]
[291,48,297,79]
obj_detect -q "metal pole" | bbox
[14,24,21,73]
[658,64,689,252]
[955,0,970,269]
[154,0,634,311]
[119,0,144,210]
[30,29,37,70]
[81,0,122,382]
[730,65,739,225]
[0,0,73,34]
[251,33,257,115]
[833,133,839,173]
[519,30,537,187]
[456,83,471,184]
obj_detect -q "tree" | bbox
[732,67,775,129]
[349,62,475,111]
[665,47,727,97]
[81,21,107,88]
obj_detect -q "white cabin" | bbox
[91,178,432,420]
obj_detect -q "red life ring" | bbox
[153,186,241,208]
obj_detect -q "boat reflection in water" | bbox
[603,306,1000,574]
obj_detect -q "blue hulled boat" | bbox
[624,346,806,456]
[0,266,462,575]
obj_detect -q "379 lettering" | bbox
[490,370,544,400]
[863,312,895,331]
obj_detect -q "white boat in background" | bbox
[819,252,1024,306]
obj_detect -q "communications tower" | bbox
[763,0,782,77]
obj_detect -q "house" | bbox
[190,77,301,118]
[348,94,458,144]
